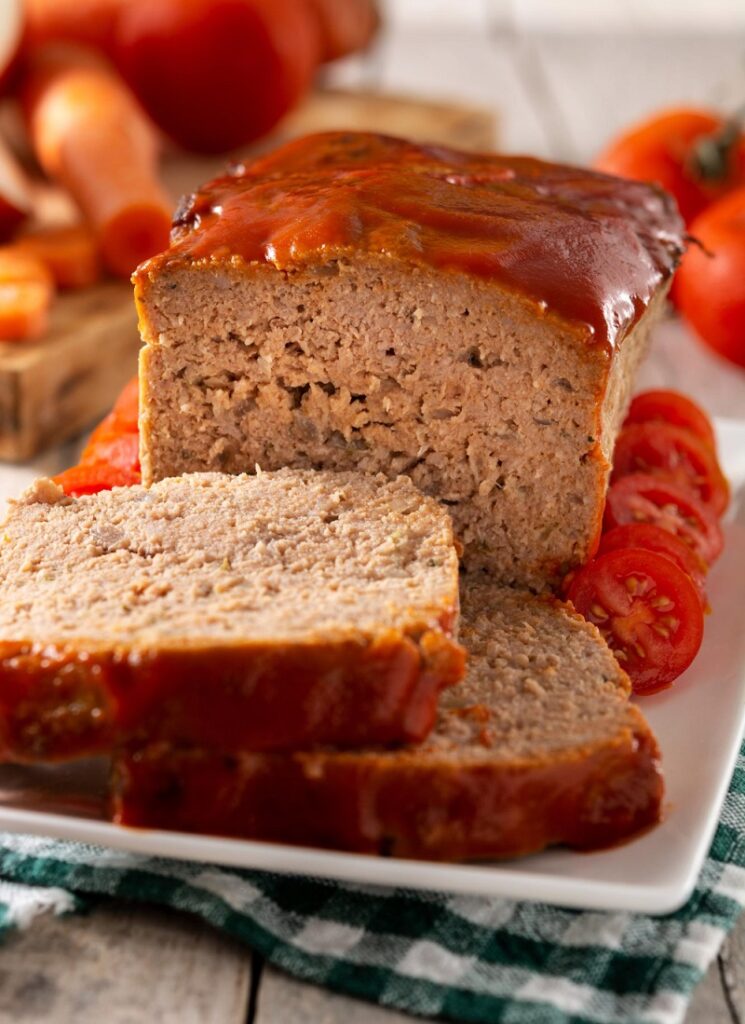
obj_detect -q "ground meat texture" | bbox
[113,579,664,861]
[0,470,463,760]
[134,135,682,592]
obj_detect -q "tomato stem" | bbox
[690,108,745,182]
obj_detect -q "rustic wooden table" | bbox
[0,13,744,1022]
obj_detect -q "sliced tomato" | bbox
[82,430,140,474]
[111,376,139,432]
[604,473,723,565]
[624,389,717,450]
[612,422,729,516]
[567,548,704,694]
[54,462,141,497]
[598,523,708,606]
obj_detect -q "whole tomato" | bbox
[595,107,745,225]
[114,0,321,153]
[675,187,745,368]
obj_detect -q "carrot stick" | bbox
[0,249,55,340]
[24,45,172,278]
[15,224,101,288]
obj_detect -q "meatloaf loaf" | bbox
[134,131,685,590]
[0,470,463,762]
[114,580,663,860]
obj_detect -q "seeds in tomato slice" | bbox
[604,473,723,564]
[612,421,729,515]
[567,547,704,694]
[598,522,708,606]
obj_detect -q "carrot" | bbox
[0,135,32,242]
[14,224,101,288]
[24,45,172,279]
[0,249,54,340]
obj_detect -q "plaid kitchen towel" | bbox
[0,753,744,1024]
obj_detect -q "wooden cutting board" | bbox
[0,89,496,462]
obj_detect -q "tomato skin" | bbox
[675,187,745,368]
[54,462,141,496]
[567,547,704,695]
[595,108,745,224]
[111,375,139,432]
[114,0,321,153]
[598,523,708,607]
[82,429,140,474]
[612,422,729,516]
[604,472,723,565]
[625,389,717,451]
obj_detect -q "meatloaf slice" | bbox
[0,470,463,762]
[134,131,685,591]
[113,580,663,860]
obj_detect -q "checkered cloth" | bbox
[0,749,744,1024]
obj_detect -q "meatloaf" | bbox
[113,580,663,860]
[0,470,463,762]
[134,131,685,590]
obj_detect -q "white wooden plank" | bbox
[256,964,416,1023]
[533,33,745,163]
[0,903,250,1024]
[375,27,552,155]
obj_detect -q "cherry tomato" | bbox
[114,0,321,153]
[598,523,708,607]
[567,548,704,694]
[624,389,717,450]
[612,422,729,516]
[595,108,745,224]
[675,187,745,368]
[54,462,141,497]
[604,473,723,565]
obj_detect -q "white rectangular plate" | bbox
[0,419,742,916]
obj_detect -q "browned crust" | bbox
[0,627,465,763]
[112,704,663,860]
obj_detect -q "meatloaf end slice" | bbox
[134,132,684,591]
[0,470,463,762]
[113,580,663,860]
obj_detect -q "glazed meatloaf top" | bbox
[138,130,685,350]
[0,470,460,646]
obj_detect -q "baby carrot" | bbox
[24,45,172,278]
[0,249,55,340]
[14,224,101,288]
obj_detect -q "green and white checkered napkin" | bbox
[0,749,744,1024]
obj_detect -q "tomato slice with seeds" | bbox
[625,390,717,450]
[612,422,729,516]
[604,473,723,565]
[598,523,708,607]
[567,548,704,694]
